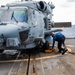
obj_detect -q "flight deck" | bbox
[0,38,75,75]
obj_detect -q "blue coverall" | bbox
[52,32,65,52]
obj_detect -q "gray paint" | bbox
[0,0,61,50]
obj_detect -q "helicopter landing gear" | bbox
[42,41,50,52]
[0,49,4,53]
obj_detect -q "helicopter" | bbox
[0,0,63,52]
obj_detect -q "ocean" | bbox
[52,25,75,38]
[62,25,75,38]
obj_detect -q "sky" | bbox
[0,0,75,25]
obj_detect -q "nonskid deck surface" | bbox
[0,39,75,75]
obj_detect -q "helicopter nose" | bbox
[0,25,19,38]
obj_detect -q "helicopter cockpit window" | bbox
[0,8,28,23]
[0,10,13,22]
[11,10,28,23]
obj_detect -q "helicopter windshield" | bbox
[0,9,28,23]
[11,10,28,23]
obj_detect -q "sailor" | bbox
[52,32,68,55]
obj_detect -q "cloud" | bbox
[50,0,75,25]
[67,0,75,2]
[60,3,70,8]
[56,0,71,8]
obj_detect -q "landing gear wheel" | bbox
[0,49,4,53]
[42,41,49,52]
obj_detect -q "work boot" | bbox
[62,49,68,55]
[58,51,61,53]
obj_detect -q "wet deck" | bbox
[0,39,75,75]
